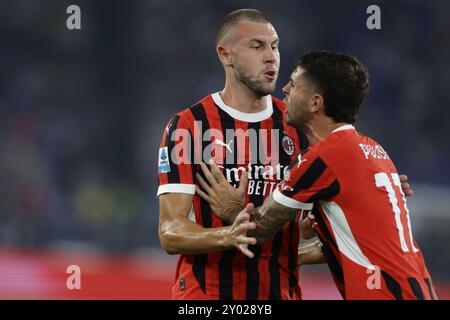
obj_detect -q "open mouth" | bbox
[264,71,277,80]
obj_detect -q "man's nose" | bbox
[263,47,277,64]
[282,84,289,95]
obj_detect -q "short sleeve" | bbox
[157,113,196,196]
[273,149,340,209]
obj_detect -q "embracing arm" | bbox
[244,195,299,243]
[298,240,326,266]
[159,193,256,256]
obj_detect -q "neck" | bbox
[300,118,349,146]
[220,77,270,113]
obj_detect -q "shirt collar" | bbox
[332,124,355,133]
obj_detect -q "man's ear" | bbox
[217,45,232,67]
[311,94,324,113]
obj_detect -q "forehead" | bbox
[291,67,306,82]
[231,20,278,43]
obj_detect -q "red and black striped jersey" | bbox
[157,92,308,300]
[273,125,438,300]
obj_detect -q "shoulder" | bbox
[166,94,215,126]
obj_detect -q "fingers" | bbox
[236,235,257,245]
[238,171,249,195]
[209,159,227,184]
[196,173,214,195]
[232,203,257,258]
[195,185,212,203]
[234,204,254,225]
[200,162,218,187]
[238,245,255,259]
[244,202,254,213]
[399,174,414,196]
[234,221,256,235]
[235,211,251,225]
[401,183,414,196]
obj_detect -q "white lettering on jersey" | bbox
[359,143,390,160]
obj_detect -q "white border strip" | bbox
[157,184,196,196]
[332,124,355,133]
[211,92,273,123]
[320,200,372,268]
[272,189,314,210]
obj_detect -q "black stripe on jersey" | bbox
[424,278,436,300]
[271,102,289,164]
[381,271,403,300]
[190,103,210,160]
[192,191,213,294]
[269,231,282,300]
[215,105,236,299]
[296,127,309,154]
[306,179,340,203]
[166,114,181,183]
[284,157,327,198]
[218,250,234,300]
[189,104,213,294]
[408,277,425,300]
[288,217,298,298]
[192,255,207,294]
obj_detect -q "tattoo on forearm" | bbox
[249,197,296,242]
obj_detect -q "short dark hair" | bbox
[216,9,271,46]
[296,51,369,124]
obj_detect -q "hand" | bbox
[196,159,249,223]
[297,239,325,267]
[227,203,257,258]
[299,217,316,240]
[399,174,413,196]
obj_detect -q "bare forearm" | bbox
[249,198,297,243]
[160,220,233,255]
[298,240,326,266]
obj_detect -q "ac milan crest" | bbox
[282,135,295,156]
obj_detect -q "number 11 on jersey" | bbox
[375,172,420,253]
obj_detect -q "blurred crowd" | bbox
[1,0,449,281]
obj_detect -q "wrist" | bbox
[218,201,244,223]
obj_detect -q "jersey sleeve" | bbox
[157,113,197,196]
[272,149,340,210]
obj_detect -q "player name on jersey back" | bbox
[358,143,390,160]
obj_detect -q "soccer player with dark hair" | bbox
[198,51,438,300]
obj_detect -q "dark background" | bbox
[0,0,449,296]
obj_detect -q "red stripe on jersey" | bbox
[177,111,196,184]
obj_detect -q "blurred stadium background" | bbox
[1,0,449,299]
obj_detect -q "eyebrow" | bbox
[249,38,280,45]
